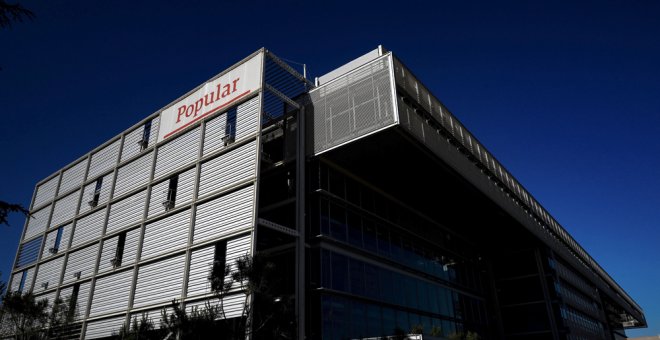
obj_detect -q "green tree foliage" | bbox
[0,291,76,339]
[0,291,49,339]
[0,200,29,226]
[0,1,34,29]
[115,313,162,340]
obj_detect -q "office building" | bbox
[7,47,646,339]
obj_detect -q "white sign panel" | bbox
[158,53,263,142]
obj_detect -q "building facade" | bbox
[7,47,646,339]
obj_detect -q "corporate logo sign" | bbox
[158,53,263,142]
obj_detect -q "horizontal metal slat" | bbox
[87,139,121,180]
[59,159,87,196]
[133,254,186,308]
[198,140,257,198]
[141,209,190,260]
[193,185,255,244]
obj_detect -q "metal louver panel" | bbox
[121,117,159,162]
[114,151,154,197]
[59,281,91,321]
[59,160,87,196]
[34,256,65,293]
[193,185,255,244]
[130,307,170,330]
[35,291,56,309]
[141,209,190,260]
[98,227,140,274]
[42,223,72,259]
[106,190,147,234]
[186,294,245,319]
[147,179,169,218]
[147,167,195,217]
[9,272,22,292]
[9,267,34,293]
[16,236,42,268]
[71,209,106,248]
[89,269,133,317]
[225,235,251,290]
[34,291,55,312]
[24,205,50,241]
[186,245,214,297]
[50,189,80,227]
[121,124,146,162]
[153,127,200,180]
[87,139,120,180]
[308,55,396,155]
[85,315,126,339]
[198,141,257,198]
[202,111,227,156]
[63,243,99,285]
[33,175,59,209]
[235,96,259,141]
[133,254,186,308]
[80,172,113,214]
[149,116,161,146]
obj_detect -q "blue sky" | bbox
[1,0,658,336]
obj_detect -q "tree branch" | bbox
[0,200,29,226]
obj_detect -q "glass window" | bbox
[347,211,363,247]
[362,219,377,253]
[364,263,379,300]
[140,120,152,150]
[328,169,345,198]
[349,259,365,296]
[377,225,391,257]
[329,203,347,242]
[320,199,329,235]
[331,253,348,291]
[366,304,382,336]
[321,249,331,288]
[331,296,348,340]
[322,296,333,339]
[53,226,64,252]
[18,270,28,293]
[350,300,366,337]
[224,108,237,145]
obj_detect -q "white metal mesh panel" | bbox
[308,55,396,155]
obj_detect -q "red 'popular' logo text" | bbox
[176,78,241,123]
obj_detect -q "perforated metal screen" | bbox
[307,55,397,155]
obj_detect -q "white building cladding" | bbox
[9,49,309,339]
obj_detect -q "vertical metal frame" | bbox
[387,53,400,125]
